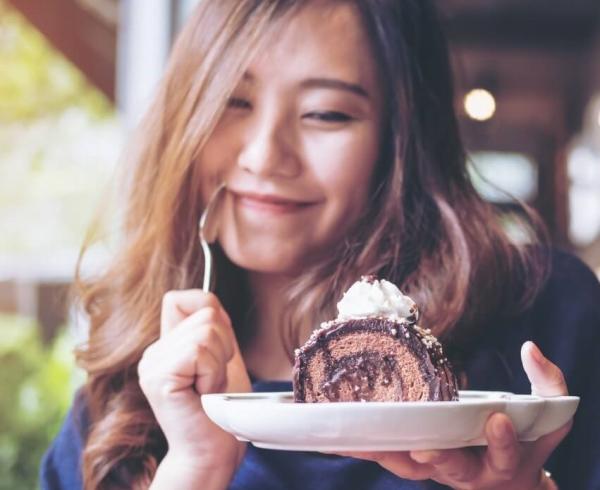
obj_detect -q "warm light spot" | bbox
[464,88,496,121]
[597,109,600,128]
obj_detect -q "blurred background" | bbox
[1,0,599,487]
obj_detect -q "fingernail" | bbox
[411,450,442,464]
[527,341,545,363]
[493,419,513,442]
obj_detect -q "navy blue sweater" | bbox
[41,252,600,489]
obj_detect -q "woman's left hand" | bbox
[338,341,572,489]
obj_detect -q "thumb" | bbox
[225,341,252,394]
[521,341,568,397]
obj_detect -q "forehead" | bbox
[246,2,378,88]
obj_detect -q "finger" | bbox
[333,451,380,461]
[194,344,227,394]
[225,342,252,393]
[176,308,235,362]
[171,324,229,369]
[362,451,435,480]
[521,341,568,397]
[411,448,481,484]
[149,327,227,381]
[141,338,225,396]
[149,312,232,372]
[528,420,573,471]
[161,290,222,334]
[483,413,520,481]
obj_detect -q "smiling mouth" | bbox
[232,191,318,215]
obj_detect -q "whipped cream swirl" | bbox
[336,276,417,321]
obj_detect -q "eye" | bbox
[303,111,353,123]
[227,97,252,110]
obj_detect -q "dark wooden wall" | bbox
[439,0,600,245]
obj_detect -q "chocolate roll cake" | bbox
[293,277,459,403]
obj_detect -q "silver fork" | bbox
[198,183,226,292]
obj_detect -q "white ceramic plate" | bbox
[201,390,579,451]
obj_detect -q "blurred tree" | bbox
[0,4,116,485]
[0,0,121,261]
[0,315,83,490]
[0,0,112,122]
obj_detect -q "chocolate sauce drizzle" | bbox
[321,352,398,402]
[293,317,459,403]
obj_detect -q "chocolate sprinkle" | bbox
[293,316,459,403]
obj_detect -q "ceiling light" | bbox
[464,88,496,122]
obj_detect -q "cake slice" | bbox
[292,276,459,402]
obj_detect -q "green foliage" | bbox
[0,0,112,122]
[0,0,120,259]
[0,315,83,490]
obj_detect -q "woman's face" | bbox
[199,2,383,274]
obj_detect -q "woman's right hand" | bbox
[138,289,251,486]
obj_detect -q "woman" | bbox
[41,1,600,489]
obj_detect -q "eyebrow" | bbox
[241,73,370,99]
[299,78,370,99]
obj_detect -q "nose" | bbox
[237,110,301,179]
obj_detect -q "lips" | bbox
[231,190,318,215]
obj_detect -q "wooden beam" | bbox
[8,0,118,102]
[438,0,600,51]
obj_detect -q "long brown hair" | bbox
[74,1,548,487]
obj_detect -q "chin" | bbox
[219,241,307,275]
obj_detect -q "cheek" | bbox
[196,127,239,197]
[304,128,379,219]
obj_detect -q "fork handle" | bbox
[201,238,213,292]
